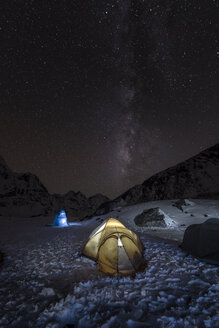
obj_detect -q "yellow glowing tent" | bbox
[83,218,146,275]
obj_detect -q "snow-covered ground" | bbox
[99,199,219,242]
[0,199,218,328]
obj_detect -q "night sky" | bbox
[0,1,218,198]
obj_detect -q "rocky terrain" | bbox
[0,156,109,218]
[52,191,109,219]
[0,156,51,217]
[95,143,219,215]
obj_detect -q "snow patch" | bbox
[40,288,56,297]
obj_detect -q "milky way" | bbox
[0,1,218,198]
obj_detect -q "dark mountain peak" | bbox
[0,155,51,217]
[0,155,7,166]
[88,193,109,201]
[0,156,109,218]
[94,143,219,215]
[0,155,11,174]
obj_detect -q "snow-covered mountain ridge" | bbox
[0,155,52,217]
[95,143,219,214]
[0,156,109,218]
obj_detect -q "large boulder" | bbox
[172,199,195,212]
[134,208,167,228]
[181,218,219,265]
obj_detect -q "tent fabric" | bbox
[83,218,146,275]
[181,218,219,265]
[53,210,68,227]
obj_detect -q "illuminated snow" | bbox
[0,199,218,327]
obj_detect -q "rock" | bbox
[172,199,187,211]
[134,208,167,227]
[181,218,219,264]
[172,199,195,211]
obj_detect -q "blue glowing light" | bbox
[53,210,68,227]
